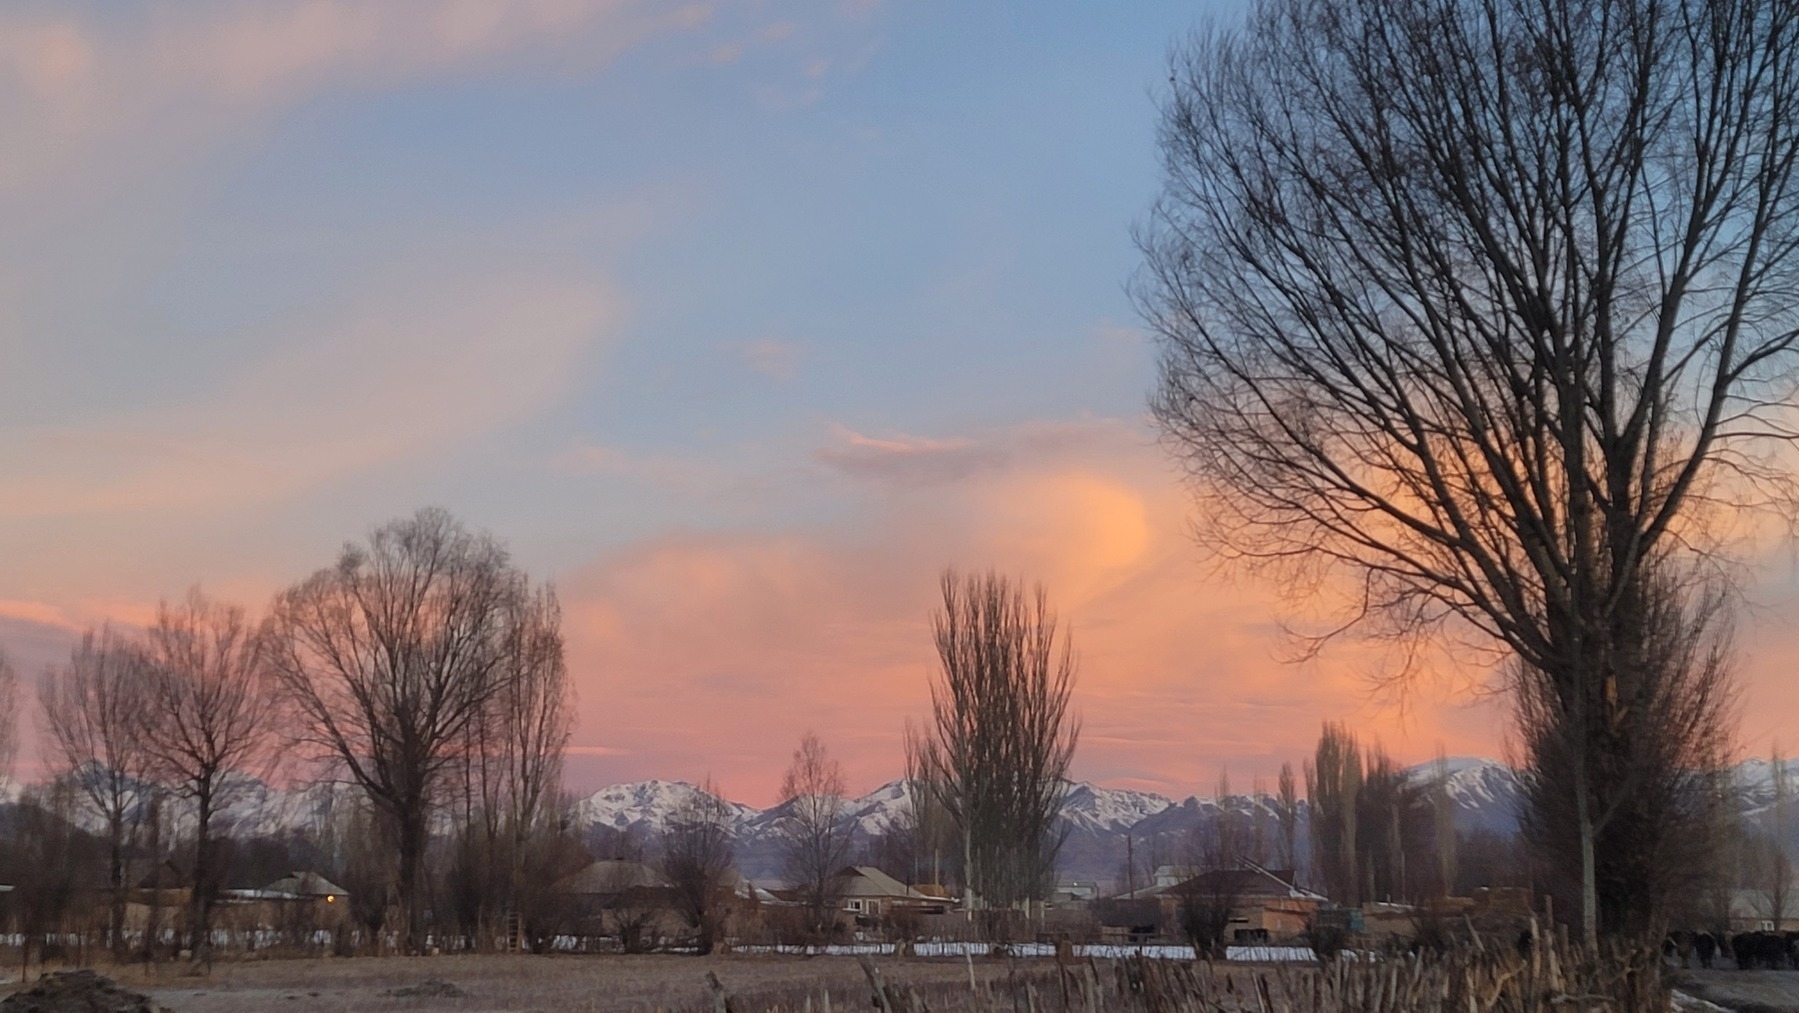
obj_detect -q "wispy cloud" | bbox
[0,2,714,199]
[815,425,1007,485]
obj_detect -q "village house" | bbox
[831,866,951,922]
[552,859,775,950]
[1100,861,1325,943]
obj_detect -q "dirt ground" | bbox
[1674,970,1799,1013]
[10,953,1067,1013]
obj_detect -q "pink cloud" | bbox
[556,418,1526,805]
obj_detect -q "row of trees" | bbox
[17,508,575,959]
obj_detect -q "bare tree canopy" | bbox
[1141,0,1799,942]
[263,507,551,952]
[37,626,148,957]
[917,569,1079,919]
[777,731,853,940]
[139,587,278,957]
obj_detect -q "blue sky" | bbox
[3,1,1794,804]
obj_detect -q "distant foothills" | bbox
[9,756,1794,888]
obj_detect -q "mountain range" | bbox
[13,755,1797,887]
[569,757,1526,883]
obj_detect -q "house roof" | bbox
[1165,863,1327,902]
[554,860,673,894]
[833,866,934,900]
[1116,861,1325,903]
[263,872,349,898]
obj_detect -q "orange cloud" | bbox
[557,418,1522,805]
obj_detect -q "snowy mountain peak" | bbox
[572,779,759,833]
[1060,783,1176,832]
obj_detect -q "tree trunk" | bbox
[1574,755,1599,950]
[109,816,127,959]
[398,806,425,955]
[190,790,215,957]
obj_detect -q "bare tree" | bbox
[1305,723,1361,906]
[1174,771,1245,957]
[1275,761,1301,875]
[450,585,573,948]
[0,648,16,782]
[915,569,1079,923]
[898,719,957,890]
[137,588,277,959]
[1431,755,1458,901]
[263,507,542,952]
[9,780,88,979]
[1140,0,1799,944]
[662,777,736,955]
[37,627,147,957]
[777,732,853,940]
[1771,746,1795,929]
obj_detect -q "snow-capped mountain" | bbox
[1417,757,1521,836]
[571,779,760,835]
[1731,755,1799,818]
[564,761,1525,884]
[1060,783,1176,833]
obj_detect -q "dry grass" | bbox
[0,934,1675,1013]
[45,952,1039,1013]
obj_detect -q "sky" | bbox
[1,0,1796,808]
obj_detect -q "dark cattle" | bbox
[1695,932,1718,970]
[1665,930,1694,969]
[1732,931,1789,970]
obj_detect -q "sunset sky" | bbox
[2,0,1796,807]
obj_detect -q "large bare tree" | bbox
[1140,0,1799,943]
[777,732,853,940]
[916,569,1079,922]
[263,507,543,952]
[138,588,278,958]
[37,627,148,957]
